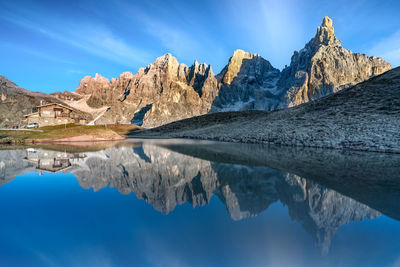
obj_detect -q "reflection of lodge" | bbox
[25,149,86,173]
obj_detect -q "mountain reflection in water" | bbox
[0,139,399,261]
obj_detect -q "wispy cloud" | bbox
[1,7,152,69]
[368,30,400,67]
[140,17,202,60]
[0,41,76,65]
[113,0,226,67]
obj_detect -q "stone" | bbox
[277,16,392,108]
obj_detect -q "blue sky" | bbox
[0,0,399,93]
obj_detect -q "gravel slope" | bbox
[133,67,400,153]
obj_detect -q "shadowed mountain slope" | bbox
[133,67,400,153]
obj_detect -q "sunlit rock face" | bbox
[82,54,219,127]
[212,49,281,111]
[75,73,112,108]
[277,16,392,108]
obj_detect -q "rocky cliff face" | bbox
[74,54,219,127]
[212,49,281,111]
[50,16,391,127]
[277,16,392,107]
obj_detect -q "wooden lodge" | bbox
[24,102,79,127]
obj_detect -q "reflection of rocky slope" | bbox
[278,174,379,254]
[70,144,218,213]
[163,141,400,220]
[0,149,35,185]
[64,142,383,253]
[1,141,397,253]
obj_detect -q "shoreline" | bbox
[130,134,400,154]
[24,134,125,144]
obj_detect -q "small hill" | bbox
[133,67,400,153]
[0,75,92,127]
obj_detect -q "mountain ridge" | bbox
[54,16,390,127]
[0,16,393,128]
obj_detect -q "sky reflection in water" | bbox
[0,139,399,267]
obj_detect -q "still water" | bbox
[0,139,399,267]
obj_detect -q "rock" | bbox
[277,16,392,108]
[92,54,219,127]
[75,73,111,108]
[212,49,281,111]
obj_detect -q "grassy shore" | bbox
[0,123,142,144]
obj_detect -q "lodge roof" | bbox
[36,103,74,111]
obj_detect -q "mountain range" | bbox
[0,17,392,128]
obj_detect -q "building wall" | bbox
[39,105,71,118]
[26,117,75,127]
[26,104,75,127]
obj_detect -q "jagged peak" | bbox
[231,49,259,60]
[190,60,208,72]
[321,16,334,31]
[119,72,134,79]
[154,53,176,63]
[219,49,271,84]
[151,53,181,70]
[93,73,110,83]
[312,16,340,46]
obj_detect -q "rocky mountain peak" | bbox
[41,16,392,128]
[0,75,18,88]
[75,73,110,97]
[118,72,134,79]
[153,53,178,68]
[219,49,262,85]
[277,16,392,108]
[93,73,109,83]
[312,16,340,46]
[212,49,281,112]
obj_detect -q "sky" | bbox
[0,0,399,93]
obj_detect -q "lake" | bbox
[0,139,399,267]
